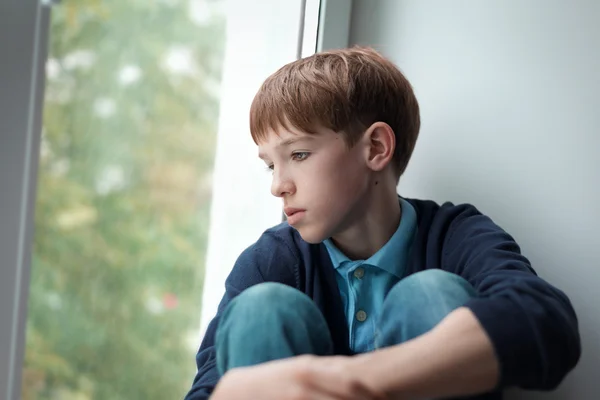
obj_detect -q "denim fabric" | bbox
[375,269,477,348]
[215,282,334,375]
[215,270,476,376]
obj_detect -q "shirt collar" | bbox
[324,197,417,278]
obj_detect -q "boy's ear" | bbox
[363,122,395,172]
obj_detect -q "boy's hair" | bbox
[249,46,420,180]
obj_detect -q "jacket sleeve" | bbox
[441,204,581,390]
[183,231,298,399]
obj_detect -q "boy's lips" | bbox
[284,207,305,216]
[284,207,306,225]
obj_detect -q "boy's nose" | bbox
[271,173,295,197]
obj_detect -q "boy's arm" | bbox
[350,306,498,399]
[442,205,581,390]
[207,307,496,400]
[348,204,580,398]
[354,204,580,398]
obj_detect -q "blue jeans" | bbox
[215,269,476,375]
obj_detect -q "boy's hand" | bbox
[211,354,387,400]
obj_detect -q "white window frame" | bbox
[316,0,353,52]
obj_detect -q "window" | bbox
[19,0,318,398]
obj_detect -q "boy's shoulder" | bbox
[258,220,304,247]
[240,221,308,265]
[405,197,507,241]
[232,221,310,285]
[406,197,488,221]
[405,197,483,217]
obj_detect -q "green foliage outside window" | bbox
[23,1,225,398]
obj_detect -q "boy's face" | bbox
[258,125,370,243]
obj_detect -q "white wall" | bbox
[349,0,599,399]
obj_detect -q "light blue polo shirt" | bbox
[324,198,417,353]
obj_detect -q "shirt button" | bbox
[353,267,365,279]
[356,310,367,322]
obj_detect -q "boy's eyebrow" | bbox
[258,136,314,160]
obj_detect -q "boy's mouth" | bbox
[284,207,306,225]
[284,207,304,216]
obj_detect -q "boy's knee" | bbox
[226,282,308,316]
[219,282,321,332]
[387,269,476,305]
[235,282,299,306]
[376,269,477,346]
[216,282,333,373]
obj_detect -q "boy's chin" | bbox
[294,225,328,244]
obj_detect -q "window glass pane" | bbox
[23,1,225,398]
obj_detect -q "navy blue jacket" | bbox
[184,198,580,399]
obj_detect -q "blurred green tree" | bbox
[22,0,225,399]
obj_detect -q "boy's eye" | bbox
[265,164,274,172]
[292,152,310,161]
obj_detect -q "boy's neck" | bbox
[330,182,402,261]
